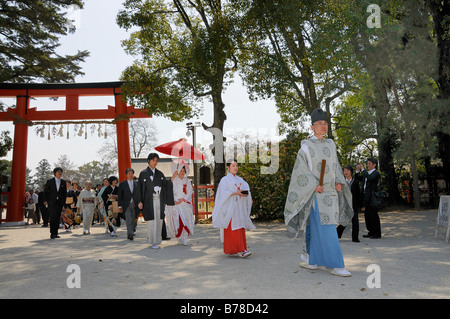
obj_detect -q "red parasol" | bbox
[155,138,206,160]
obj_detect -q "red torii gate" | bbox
[0,81,150,224]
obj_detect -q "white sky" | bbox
[0,0,281,174]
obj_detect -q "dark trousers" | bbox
[162,218,169,239]
[337,209,360,241]
[35,205,41,224]
[40,205,49,226]
[48,204,62,237]
[124,205,137,237]
[365,206,381,237]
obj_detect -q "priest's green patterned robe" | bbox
[284,137,354,237]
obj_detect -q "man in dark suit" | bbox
[337,165,363,242]
[360,157,382,239]
[118,168,139,241]
[136,153,174,248]
[44,167,67,239]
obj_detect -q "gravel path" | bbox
[0,210,449,299]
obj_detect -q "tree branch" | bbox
[173,0,192,29]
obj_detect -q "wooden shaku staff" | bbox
[319,159,326,187]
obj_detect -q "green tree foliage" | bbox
[238,130,308,219]
[53,154,77,182]
[75,160,115,186]
[0,159,11,189]
[425,0,450,193]
[237,0,449,207]
[233,0,359,134]
[0,1,90,175]
[333,76,379,165]
[32,159,52,189]
[114,0,449,210]
[117,0,240,188]
[30,157,114,190]
[342,0,448,205]
[0,131,12,158]
[0,0,89,83]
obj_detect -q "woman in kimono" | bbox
[71,182,81,227]
[62,180,76,231]
[97,178,109,227]
[102,176,119,236]
[77,180,98,235]
[165,164,194,246]
[212,159,255,258]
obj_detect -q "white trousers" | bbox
[147,196,162,245]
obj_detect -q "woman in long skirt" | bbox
[97,178,109,228]
[102,176,119,236]
[77,180,98,235]
[212,159,255,258]
[165,165,194,246]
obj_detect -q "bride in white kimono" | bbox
[165,164,195,245]
[77,180,98,235]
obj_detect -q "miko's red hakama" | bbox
[223,219,247,254]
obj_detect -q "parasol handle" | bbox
[319,159,326,187]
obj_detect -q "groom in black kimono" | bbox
[136,153,174,247]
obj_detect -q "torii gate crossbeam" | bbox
[0,81,150,224]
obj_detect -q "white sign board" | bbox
[435,196,450,242]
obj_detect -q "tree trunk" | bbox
[427,0,450,99]
[427,0,450,193]
[325,99,333,140]
[376,120,402,206]
[424,156,436,207]
[373,77,403,206]
[350,33,402,206]
[410,153,421,210]
[437,132,450,193]
[203,90,227,193]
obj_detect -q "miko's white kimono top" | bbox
[212,173,255,236]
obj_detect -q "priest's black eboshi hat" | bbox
[310,108,328,124]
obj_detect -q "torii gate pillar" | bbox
[7,95,29,223]
[115,92,132,182]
